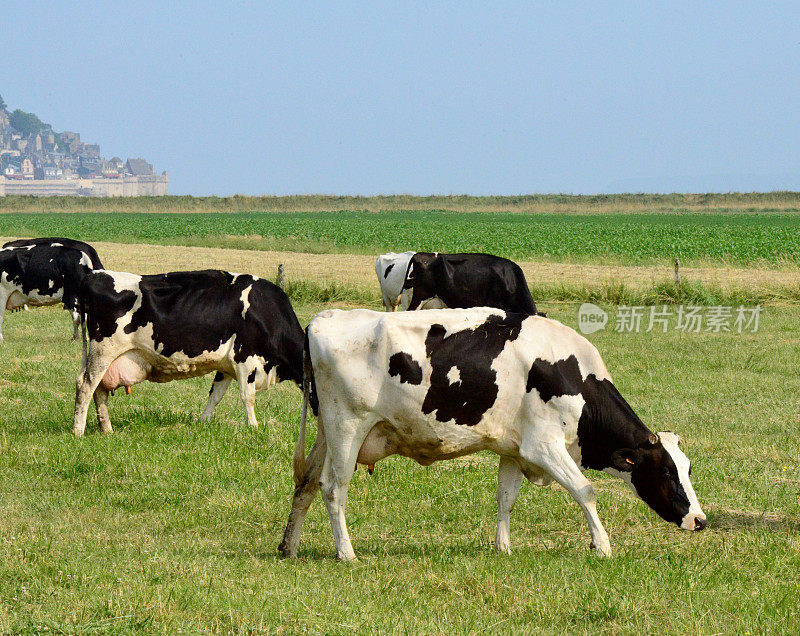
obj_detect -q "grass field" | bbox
[1,300,799,633]
[1,205,800,632]
[3,211,800,265]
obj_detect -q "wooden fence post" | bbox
[278,263,286,289]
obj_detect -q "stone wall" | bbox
[0,175,168,197]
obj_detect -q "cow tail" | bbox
[293,333,313,486]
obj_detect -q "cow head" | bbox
[611,431,706,531]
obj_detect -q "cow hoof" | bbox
[494,543,512,555]
[278,543,297,559]
[71,428,84,438]
[199,412,213,423]
[590,541,612,557]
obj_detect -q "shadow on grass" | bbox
[710,508,800,533]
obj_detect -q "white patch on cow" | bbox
[107,270,143,294]
[79,253,93,268]
[446,366,460,384]
[240,284,252,319]
[658,431,706,530]
[48,279,54,289]
[51,243,63,247]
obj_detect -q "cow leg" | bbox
[235,365,259,427]
[319,422,369,561]
[279,431,327,558]
[521,440,611,557]
[73,352,115,436]
[200,372,232,422]
[495,456,524,554]
[70,309,81,341]
[93,386,113,433]
[0,288,8,343]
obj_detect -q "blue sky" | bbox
[2,2,798,195]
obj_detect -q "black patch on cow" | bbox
[404,252,538,315]
[247,368,257,384]
[421,313,524,426]
[383,263,395,278]
[209,371,225,394]
[388,352,422,385]
[524,353,692,525]
[525,355,585,403]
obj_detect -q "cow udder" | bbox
[5,291,27,310]
[102,352,152,391]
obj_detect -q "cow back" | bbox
[82,269,306,386]
[2,238,104,270]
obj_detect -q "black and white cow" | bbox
[73,269,312,436]
[0,240,103,342]
[280,308,705,560]
[400,252,539,315]
[374,251,415,311]
[2,237,104,270]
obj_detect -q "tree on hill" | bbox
[9,109,49,137]
[0,93,6,111]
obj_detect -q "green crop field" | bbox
[3,210,800,265]
[1,303,799,633]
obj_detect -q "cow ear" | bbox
[611,449,640,472]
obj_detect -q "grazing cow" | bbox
[73,269,313,436]
[280,308,705,560]
[400,252,539,315]
[0,241,102,342]
[374,251,415,311]
[2,237,104,270]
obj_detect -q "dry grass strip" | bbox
[60,240,800,292]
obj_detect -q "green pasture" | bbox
[0,304,798,633]
[3,211,800,265]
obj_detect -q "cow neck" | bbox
[576,376,655,470]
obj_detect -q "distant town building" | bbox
[0,96,168,196]
[125,157,154,176]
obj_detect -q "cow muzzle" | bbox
[681,513,707,531]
